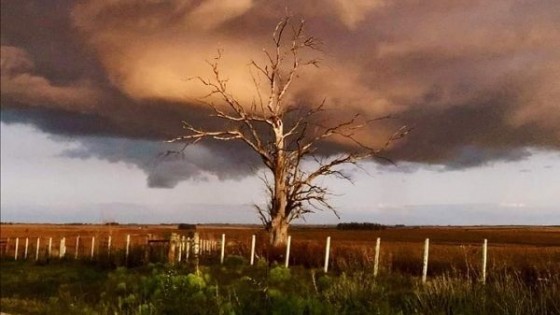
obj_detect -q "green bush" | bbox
[1,260,559,315]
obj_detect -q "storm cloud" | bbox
[1,0,559,187]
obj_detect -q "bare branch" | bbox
[169,17,408,245]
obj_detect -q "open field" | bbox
[3,223,559,246]
[1,224,559,277]
[1,224,559,314]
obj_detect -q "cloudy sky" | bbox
[1,0,559,225]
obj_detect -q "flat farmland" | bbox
[3,223,559,249]
[1,224,558,277]
[197,225,560,276]
[1,224,559,314]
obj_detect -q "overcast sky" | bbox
[1,0,559,225]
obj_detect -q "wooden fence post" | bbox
[125,234,131,262]
[422,238,430,283]
[193,233,200,273]
[482,239,488,284]
[75,236,80,259]
[24,237,29,259]
[59,237,66,258]
[250,234,256,266]
[14,237,19,260]
[35,237,40,261]
[324,236,331,273]
[220,234,226,264]
[168,233,180,264]
[91,237,95,258]
[373,237,381,277]
[179,236,184,262]
[285,235,291,268]
[177,236,183,263]
[107,236,112,257]
[186,237,191,261]
[48,237,53,258]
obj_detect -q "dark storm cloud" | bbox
[1,0,559,187]
[58,136,258,188]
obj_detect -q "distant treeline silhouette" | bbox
[178,223,197,230]
[336,222,387,230]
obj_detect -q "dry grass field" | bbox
[1,224,559,314]
[1,223,558,280]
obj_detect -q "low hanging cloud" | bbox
[59,136,258,188]
[1,0,559,188]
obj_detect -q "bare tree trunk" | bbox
[270,169,289,246]
[270,213,289,246]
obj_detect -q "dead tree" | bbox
[169,17,409,246]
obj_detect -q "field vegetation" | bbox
[1,259,558,315]
[1,225,559,314]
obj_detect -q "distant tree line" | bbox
[336,222,388,230]
[178,223,197,230]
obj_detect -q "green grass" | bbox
[1,259,559,315]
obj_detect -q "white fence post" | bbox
[125,234,131,262]
[75,236,80,259]
[324,236,331,273]
[14,237,19,260]
[186,237,191,261]
[220,234,226,264]
[373,237,381,277]
[48,237,53,258]
[285,235,292,268]
[177,236,183,263]
[250,234,256,266]
[194,233,200,256]
[24,237,29,259]
[107,236,112,256]
[59,237,66,258]
[422,238,430,283]
[91,237,95,258]
[482,239,488,284]
[35,237,40,261]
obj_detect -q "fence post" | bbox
[14,237,19,260]
[35,237,40,261]
[186,237,191,261]
[193,233,200,273]
[48,237,53,258]
[91,237,95,259]
[24,237,29,259]
[125,234,131,262]
[177,236,183,263]
[168,233,180,264]
[324,236,331,273]
[107,236,112,257]
[482,239,488,284]
[250,234,256,266]
[220,234,226,264]
[59,237,66,258]
[75,236,80,259]
[179,236,184,262]
[182,236,187,261]
[285,235,291,268]
[373,237,381,277]
[422,238,430,283]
